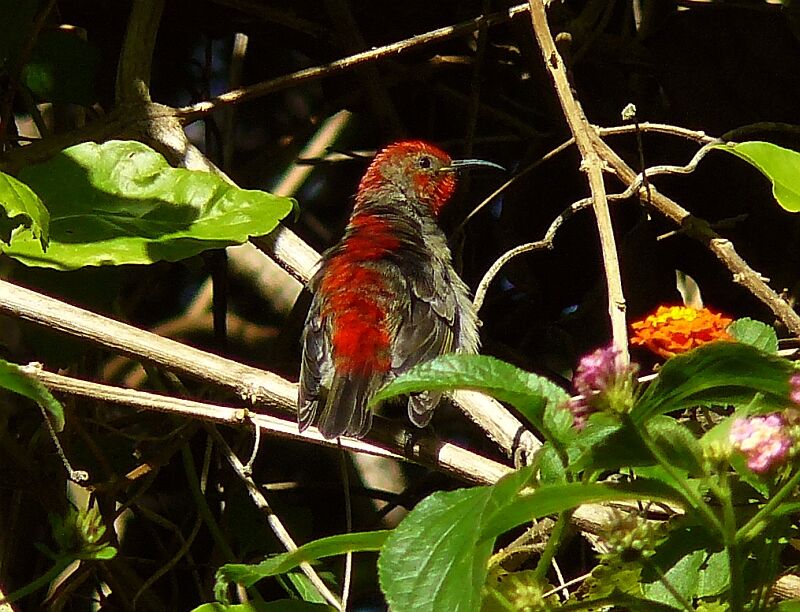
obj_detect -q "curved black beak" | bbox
[445,158,506,172]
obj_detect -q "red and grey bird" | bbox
[298,140,502,439]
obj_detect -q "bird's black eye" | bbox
[417,155,433,170]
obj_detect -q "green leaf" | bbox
[215,531,387,599]
[373,354,569,434]
[0,171,49,247]
[4,141,294,270]
[192,602,332,612]
[713,141,800,211]
[643,549,704,607]
[632,342,793,424]
[22,29,100,105]
[727,318,778,354]
[479,478,682,540]
[646,416,704,476]
[0,359,64,431]
[775,601,800,611]
[379,467,533,612]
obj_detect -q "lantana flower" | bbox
[630,305,733,359]
[568,345,639,428]
[729,414,792,473]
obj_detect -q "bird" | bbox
[298,140,502,439]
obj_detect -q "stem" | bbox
[630,417,724,535]
[4,556,74,603]
[737,468,800,545]
[533,510,572,581]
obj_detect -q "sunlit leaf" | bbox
[713,141,800,212]
[0,171,49,247]
[374,354,569,434]
[0,359,64,431]
[3,141,294,269]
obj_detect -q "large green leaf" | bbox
[373,354,569,433]
[378,466,533,612]
[632,342,793,425]
[713,141,800,211]
[0,359,64,431]
[378,467,681,612]
[3,141,294,269]
[0,171,49,247]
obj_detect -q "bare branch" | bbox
[527,1,629,362]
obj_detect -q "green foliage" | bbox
[632,341,792,424]
[212,331,800,609]
[0,358,64,430]
[728,317,779,353]
[2,141,294,269]
[214,531,388,602]
[373,354,569,440]
[714,141,800,212]
[0,171,49,247]
[192,602,332,611]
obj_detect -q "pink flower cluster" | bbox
[568,345,638,429]
[729,414,792,473]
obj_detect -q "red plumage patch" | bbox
[319,214,398,375]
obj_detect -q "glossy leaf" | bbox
[373,354,569,433]
[632,342,792,424]
[713,141,800,211]
[4,141,294,269]
[0,171,49,247]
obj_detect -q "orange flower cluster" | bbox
[630,305,733,358]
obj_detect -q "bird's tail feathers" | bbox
[316,373,381,439]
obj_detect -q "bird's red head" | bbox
[355,140,457,216]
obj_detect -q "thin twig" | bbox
[175,3,532,122]
[473,197,596,312]
[206,425,344,610]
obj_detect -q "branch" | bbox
[29,366,511,485]
[115,0,164,104]
[175,3,532,122]
[527,1,629,362]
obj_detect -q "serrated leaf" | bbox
[0,359,64,431]
[4,141,294,269]
[214,531,387,599]
[378,467,533,612]
[373,354,569,434]
[713,141,800,211]
[632,342,793,424]
[727,318,778,354]
[0,171,49,247]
